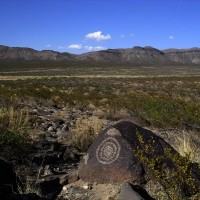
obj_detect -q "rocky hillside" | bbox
[163,47,200,64]
[0,45,75,61]
[1,44,200,64]
[77,46,170,64]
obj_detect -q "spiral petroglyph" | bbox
[96,137,121,164]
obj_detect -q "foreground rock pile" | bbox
[1,104,200,200]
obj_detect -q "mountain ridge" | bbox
[1,45,200,64]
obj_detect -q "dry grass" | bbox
[174,131,200,163]
[60,116,107,152]
[0,106,30,161]
[0,106,29,133]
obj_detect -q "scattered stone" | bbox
[29,108,39,115]
[47,126,54,132]
[119,182,155,200]
[120,182,144,200]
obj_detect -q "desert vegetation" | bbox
[0,64,200,199]
[0,74,199,128]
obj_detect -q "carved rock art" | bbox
[96,137,121,164]
[78,121,145,184]
[78,120,200,198]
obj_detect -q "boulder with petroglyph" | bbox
[78,122,145,184]
[78,120,200,199]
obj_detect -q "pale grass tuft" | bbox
[174,131,200,162]
[0,106,29,132]
[75,115,105,135]
[8,107,29,131]
[64,116,107,151]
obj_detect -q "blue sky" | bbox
[0,0,200,54]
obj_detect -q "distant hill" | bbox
[77,46,170,64]
[162,48,200,64]
[0,45,75,61]
[1,45,200,64]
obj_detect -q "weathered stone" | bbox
[78,120,200,198]
[47,126,54,132]
[119,182,144,200]
[78,122,145,184]
[0,159,19,195]
[120,182,155,200]
[67,169,79,184]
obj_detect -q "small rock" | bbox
[61,125,69,132]
[29,109,39,115]
[68,170,79,184]
[120,182,143,200]
[47,126,54,132]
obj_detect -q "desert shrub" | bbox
[135,129,200,200]
[0,76,199,130]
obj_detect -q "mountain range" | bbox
[1,45,200,65]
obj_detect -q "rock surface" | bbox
[78,120,200,198]
[0,159,19,196]
[78,125,145,184]
[119,182,155,200]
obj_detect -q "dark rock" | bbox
[31,141,67,165]
[32,152,63,165]
[2,193,47,200]
[63,148,80,163]
[78,122,145,184]
[53,119,65,125]
[61,125,69,132]
[38,178,62,200]
[0,159,19,195]
[78,120,200,198]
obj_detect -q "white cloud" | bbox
[67,44,82,49]
[85,31,111,41]
[169,35,175,40]
[60,43,105,52]
[84,46,106,51]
